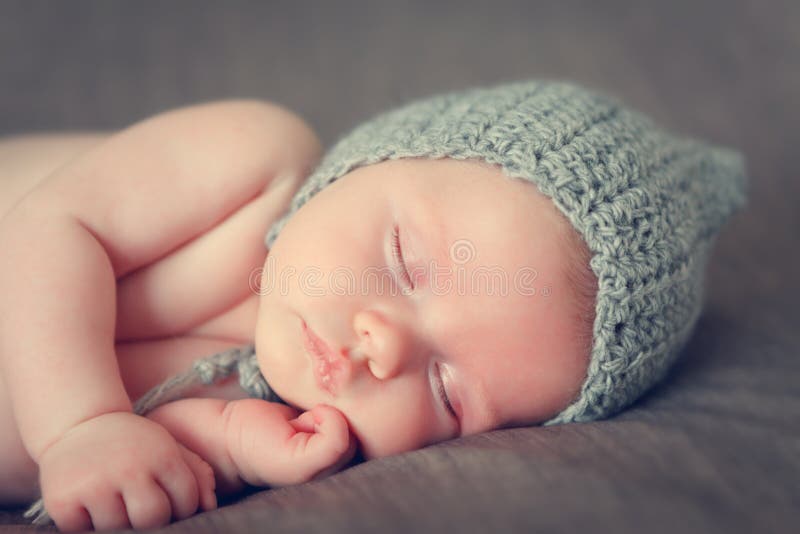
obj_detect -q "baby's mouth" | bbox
[302,320,350,396]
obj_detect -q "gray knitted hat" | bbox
[264,80,748,426]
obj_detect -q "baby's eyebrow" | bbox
[409,189,450,270]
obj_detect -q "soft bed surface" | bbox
[1,1,797,532]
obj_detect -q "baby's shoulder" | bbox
[9,100,318,344]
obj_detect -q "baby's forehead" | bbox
[408,158,564,222]
[358,157,574,265]
[361,157,540,198]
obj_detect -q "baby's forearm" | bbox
[145,398,249,496]
[0,200,130,460]
[146,397,308,493]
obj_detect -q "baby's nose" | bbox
[352,309,418,380]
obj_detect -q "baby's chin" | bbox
[252,341,304,411]
[258,360,305,411]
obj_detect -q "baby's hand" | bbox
[223,400,357,488]
[37,412,216,532]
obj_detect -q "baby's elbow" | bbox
[214,99,323,165]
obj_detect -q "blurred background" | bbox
[1,0,795,148]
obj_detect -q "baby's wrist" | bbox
[32,408,135,463]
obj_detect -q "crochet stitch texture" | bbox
[264,80,748,425]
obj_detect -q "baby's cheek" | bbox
[345,394,440,460]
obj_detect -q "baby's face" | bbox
[255,158,589,459]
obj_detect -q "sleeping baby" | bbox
[0,80,748,531]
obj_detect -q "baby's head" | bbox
[254,80,748,459]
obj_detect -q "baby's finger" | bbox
[285,405,352,480]
[179,444,217,512]
[45,500,92,533]
[310,431,359,482]
[306,404,351,454]
[84,492,131,531]
[311,439,358,480]
[153,454,200,521]
[121,478,172,530]
[287,409,317,434]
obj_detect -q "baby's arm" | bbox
[0,101,321,530]
[146,399,356,496]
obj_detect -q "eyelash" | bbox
[391,225,415,290]
[435,362,457,420]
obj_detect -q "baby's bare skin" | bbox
[0,102,355,530]
[0,133,106,505]
[0,96,592,531]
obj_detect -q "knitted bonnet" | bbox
[263,80,748,425]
